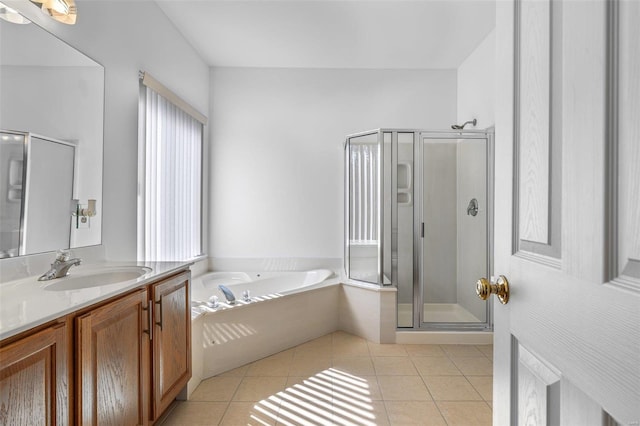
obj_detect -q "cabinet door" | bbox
[151,271,191,419]
[76,289,150,425]
[0,323,69,425]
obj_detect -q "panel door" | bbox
[76,289,150,425]
[0,323,69,425]
[494,0,640,424]
[151,271,191,420]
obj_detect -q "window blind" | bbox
[138,73,204,261]
[349,143,379,244]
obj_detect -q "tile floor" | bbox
[161,331,493,426]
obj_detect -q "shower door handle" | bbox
[476,275,510,305]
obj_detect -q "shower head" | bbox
[451,118,477,130]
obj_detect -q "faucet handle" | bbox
[55,249,71,261]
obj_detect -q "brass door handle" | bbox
[476,275,510,305]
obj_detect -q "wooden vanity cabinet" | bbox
[0,321,70,425]
[75,288,150,425]
[0,268,191,425]
[150,271,191,421]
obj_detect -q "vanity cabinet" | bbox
[75,288,150,425]
[0,267,191,425]
[0,321,70,425]
[150,271,191,421]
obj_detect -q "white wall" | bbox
[4,0,210,261]
[210,67,456,263]
[457,29,496,128]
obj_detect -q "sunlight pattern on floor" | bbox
[161,331,493,425]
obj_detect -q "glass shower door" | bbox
[417,131,492,329]
[345,131,392,285]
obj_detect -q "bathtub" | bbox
[188,269,340,396]
[191,269,335,310]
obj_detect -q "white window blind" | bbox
[349,143,379,244]
[138,72,205,261]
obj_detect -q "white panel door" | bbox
[494,0,640,425]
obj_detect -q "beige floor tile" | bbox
[332,357,376,376]
[332,374,382,401]
[332,400,389,426]
[332,330,367,343]
[161,401,228,426]
[368,342,408,357]
[436,401,493,426]
[234,376,288,402]
[219,401,279,426]
[476,345,494,359]
[467,376,493,401]
[441,344,485,357]
[377,376,432,401]
[373,357,418,375]
[283,377,334,405]
[246,355,293,377]
[412,356,462,376]
[405,344,446,357]
[423,376,483,401]
[450,357,493,376]
[163,332,496,425]
[275,390,335,425]
[288,356,332,377]
[362,401,390,426]
[217,364,250,377]
[293,338,333,358]
[332,339,371,357]
[385,401,447,425]
[190,376,243,402]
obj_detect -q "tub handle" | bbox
[155,298,163,330]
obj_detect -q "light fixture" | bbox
[0,2,31,24]
[31,0,76,25]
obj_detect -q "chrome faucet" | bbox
[218,285,236,304]
[38,250,82,281]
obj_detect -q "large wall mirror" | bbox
[0,12,104,258]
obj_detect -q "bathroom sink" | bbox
[43,266,152,291]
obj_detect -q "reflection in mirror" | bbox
[0,10,104,258]
[0,131,76,256]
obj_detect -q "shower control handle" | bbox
[476,275,510,305]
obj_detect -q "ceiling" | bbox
[155,0,495,69]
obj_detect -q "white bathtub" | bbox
[191,269,335,310]
[188,269,340,396]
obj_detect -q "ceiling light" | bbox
[0,2,31,24]
[31,0,76,25]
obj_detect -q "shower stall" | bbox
[345,129,493,331]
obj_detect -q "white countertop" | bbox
[0,261,192,341]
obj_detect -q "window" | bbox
[138,72,206,261]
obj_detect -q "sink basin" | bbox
[43,266,152,291]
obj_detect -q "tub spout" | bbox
[218,285,236,304]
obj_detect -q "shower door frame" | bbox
[413,129,495,331]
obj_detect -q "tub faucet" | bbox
[218,285,236,304]
[38,250,82,281]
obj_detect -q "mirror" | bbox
[0,13,104,258]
